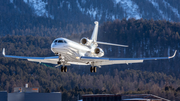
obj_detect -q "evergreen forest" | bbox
[0,19,180,100]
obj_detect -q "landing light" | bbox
[76,57,80,59]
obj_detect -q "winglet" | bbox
[169,50,177,58]
[2,48,5,56]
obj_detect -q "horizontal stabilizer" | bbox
[97,41,128,47]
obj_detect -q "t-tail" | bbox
[91,21,99,42]
[80,21,128,48]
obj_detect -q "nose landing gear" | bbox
[57,61,61,64]
[56,54,67,73]
[57,54,62,64]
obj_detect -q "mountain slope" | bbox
[1,19,180,76]
[0,35,180,100]
[1,0,180,36]
[0,20,180,100]
[8,0,180,22]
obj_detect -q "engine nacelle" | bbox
[94,47,104,57]
[80,37,91,46]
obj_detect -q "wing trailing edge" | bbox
[80,50,177,66]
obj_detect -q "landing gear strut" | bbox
[57,54,67,72]
[57,54,62,64]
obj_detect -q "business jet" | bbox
[2,21,177,73]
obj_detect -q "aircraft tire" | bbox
[61,66,64,72]
[57,61,61,64]
[64,66,67,72]
[90,67,94,73]
[94,67,97,73]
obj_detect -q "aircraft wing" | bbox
[2,48,59,64]
[80,50,177,66]
[2,48,177,66]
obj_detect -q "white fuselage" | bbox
[51,38,92,65]
[51,38,91,56]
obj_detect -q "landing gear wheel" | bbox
[57,61,61,64]
[90,67,94,73]
[61,66,64,72]
[64,66,67,72]
[94,67,97,73]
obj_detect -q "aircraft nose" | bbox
[51,43,57,53]
[51,43,56,48]
[51,43,64,53]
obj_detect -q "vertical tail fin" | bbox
[2,48,5,56]
[91,21,99,42]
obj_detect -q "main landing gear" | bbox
[61,66,67,72]
[90,62,97,73]
[90,66,97,73]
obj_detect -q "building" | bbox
[122,94,170,101]
[0,84,62,101]
[0,91,7,101]
[8,92,61,101]
[13,85,39,93]
[82,94,170,101]
[82,94,121,101]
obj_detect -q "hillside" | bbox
[1,19,180,76]
[0,56,180,100]
[6,0,180,22]
[1,0,180,37]
[0,19,180,100]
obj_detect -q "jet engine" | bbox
[80,37,91,46]
[94,47,104,57]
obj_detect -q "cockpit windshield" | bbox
[58,40,63,43]
[54,40,67,43]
